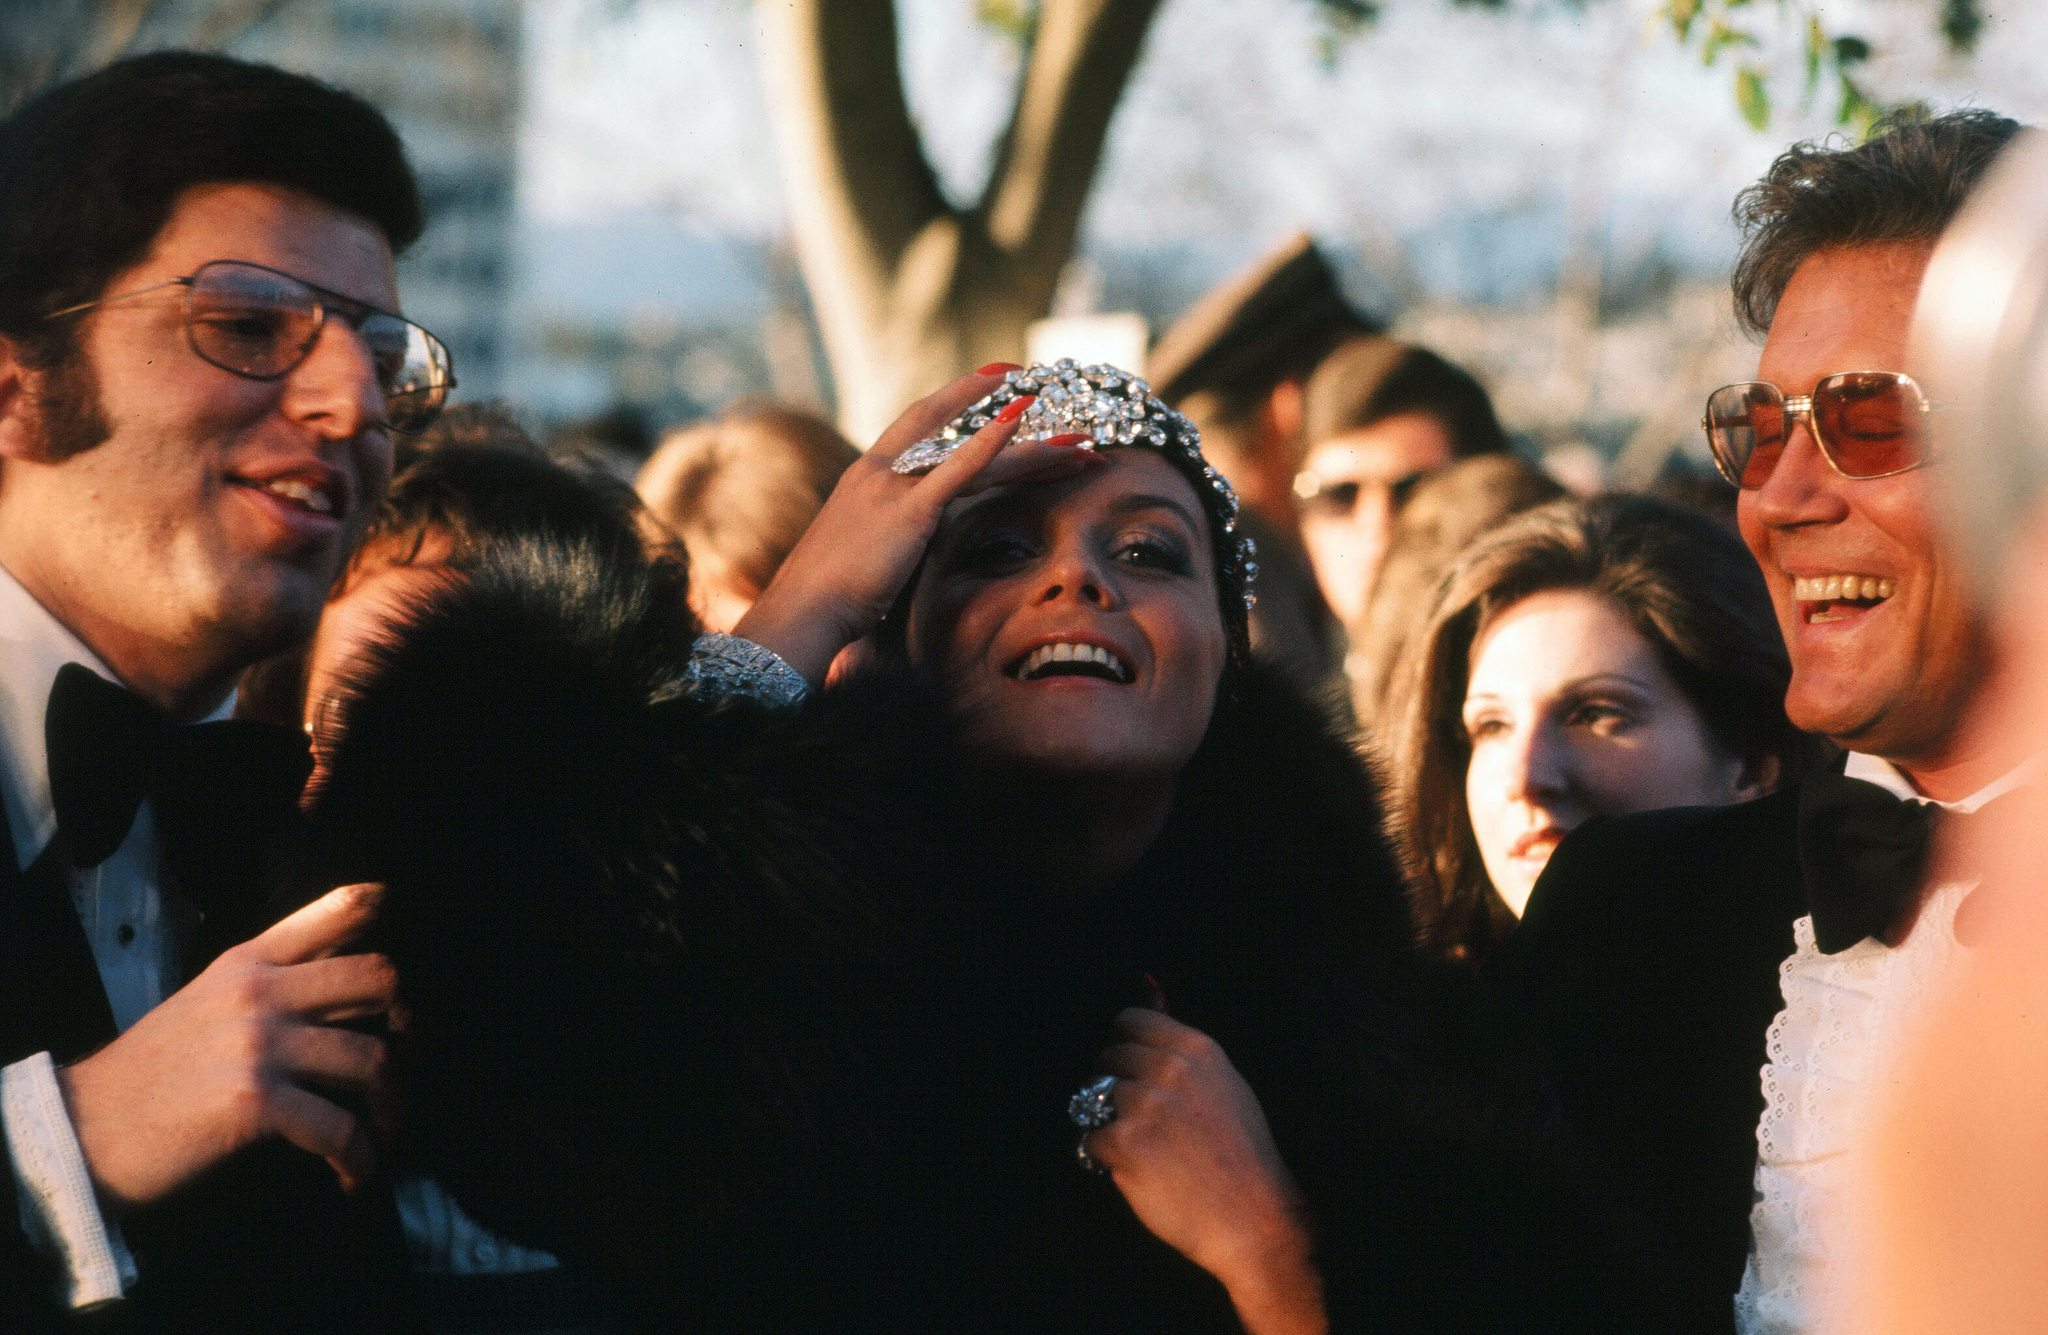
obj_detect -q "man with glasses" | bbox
[1487,110,2032,1333]
[0,53,445,1328]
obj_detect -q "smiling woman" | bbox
[1386,493,1820,966]
[305,364,1481,1333]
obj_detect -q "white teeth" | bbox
[1794,574,1894,603]
[1016,642,1128,681]
[263,478,333,514]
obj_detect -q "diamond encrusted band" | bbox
[1068,1073,1119,1175]
[889,361,1257,610]
[674,632,809,708]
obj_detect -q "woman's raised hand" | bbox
[732,365,1099,687]
[1087,1008,1330,1335]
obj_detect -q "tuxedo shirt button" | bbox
[474,1239,498,1268]
[116,924,134,946]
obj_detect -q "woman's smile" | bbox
[1005,635,1137,684]
[908,450,1227,782]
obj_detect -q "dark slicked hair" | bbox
[0,50,422,368]
[1731,108,2023,338]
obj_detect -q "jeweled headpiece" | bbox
[891,361,1259,631]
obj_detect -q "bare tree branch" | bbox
[979,0,1161,267]
[761,0,1169,437]
[1,0,294,112]
[182,0,294,49]
[760,0,947,280]
[73,0,165,78]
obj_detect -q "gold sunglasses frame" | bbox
[1701,371,1940,489]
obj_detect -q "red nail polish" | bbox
[1143,973,1170,1015]
[977,362,1022,376]
[1043,433,1093,448]
[996,394,1036,424]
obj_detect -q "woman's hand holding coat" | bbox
[1089,1008,1329,1335]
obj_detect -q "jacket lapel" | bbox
[0,818,117,1066]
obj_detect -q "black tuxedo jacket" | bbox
[1483,786,1808,1334]
[0,757,416,1333]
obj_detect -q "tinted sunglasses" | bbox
[46,259,455,434]
[1292,469,1428,518]
[1702,371,1937,490]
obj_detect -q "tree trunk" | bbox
[1,0,294,112]
[758,0,1164,442]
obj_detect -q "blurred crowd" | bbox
[2,46,2046,1335]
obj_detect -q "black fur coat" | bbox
[307,545,1491,1333]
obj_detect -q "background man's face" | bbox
[1738,242,1987,761]
[0,182,399,706]
[1297,410,1456,626]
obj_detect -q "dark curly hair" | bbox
[1730,107,2022,338]
[0,51,421,371]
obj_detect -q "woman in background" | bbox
[1386,493,1814,967]
[635,400,859,632]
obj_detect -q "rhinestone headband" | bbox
[891,360,1257,610]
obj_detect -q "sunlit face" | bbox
[1298,412,1457,625]
[1739,243,1988,760]
[0,183,400,706]
[1463,589,1764,916]
[905,450,1228,783]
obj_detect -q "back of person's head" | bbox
[1303,337,1508,457]
[1350,454,1562,729]
[636,400,859,632]
[1388,493,1818,963]
[245,412,689,729]
[1732,107,2023,339]
[367,434,676,601]
[1148,233,1374,430]
[0,51,420,373]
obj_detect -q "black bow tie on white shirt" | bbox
[1796,769,2007,955]
[45,663,312,912]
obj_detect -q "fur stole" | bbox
[309,539,1459,1330]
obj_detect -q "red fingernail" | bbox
[977,362,1022,376]
[996,395,1036,424]
[1043,433,1093,448]
[1144,973,1170,1015]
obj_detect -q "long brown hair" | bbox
[1385,494,1819,966]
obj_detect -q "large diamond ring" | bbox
[1068,1074,1117,1173]
[890,434,960,475]
[1068,1074,1118,1129]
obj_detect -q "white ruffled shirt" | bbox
[1734,752,2036,1334]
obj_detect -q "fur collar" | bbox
[309,548,1422,1324]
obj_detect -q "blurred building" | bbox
[186,0,524,402]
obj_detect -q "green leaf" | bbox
[1837,74,1880,136]
[1832,34,1872,65]
[1804,14,1824,94]
[1702,20,1759,67]
[1736,65,1770,129]
[1941,0,1985,53]
[975,0,1040,44]
[1664,0,1701,42]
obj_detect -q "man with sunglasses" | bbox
[0,53,446,1329]
[1486,110,2032,1333]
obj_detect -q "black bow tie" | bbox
[1796,768,2001,955]
[45,663,312,912]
